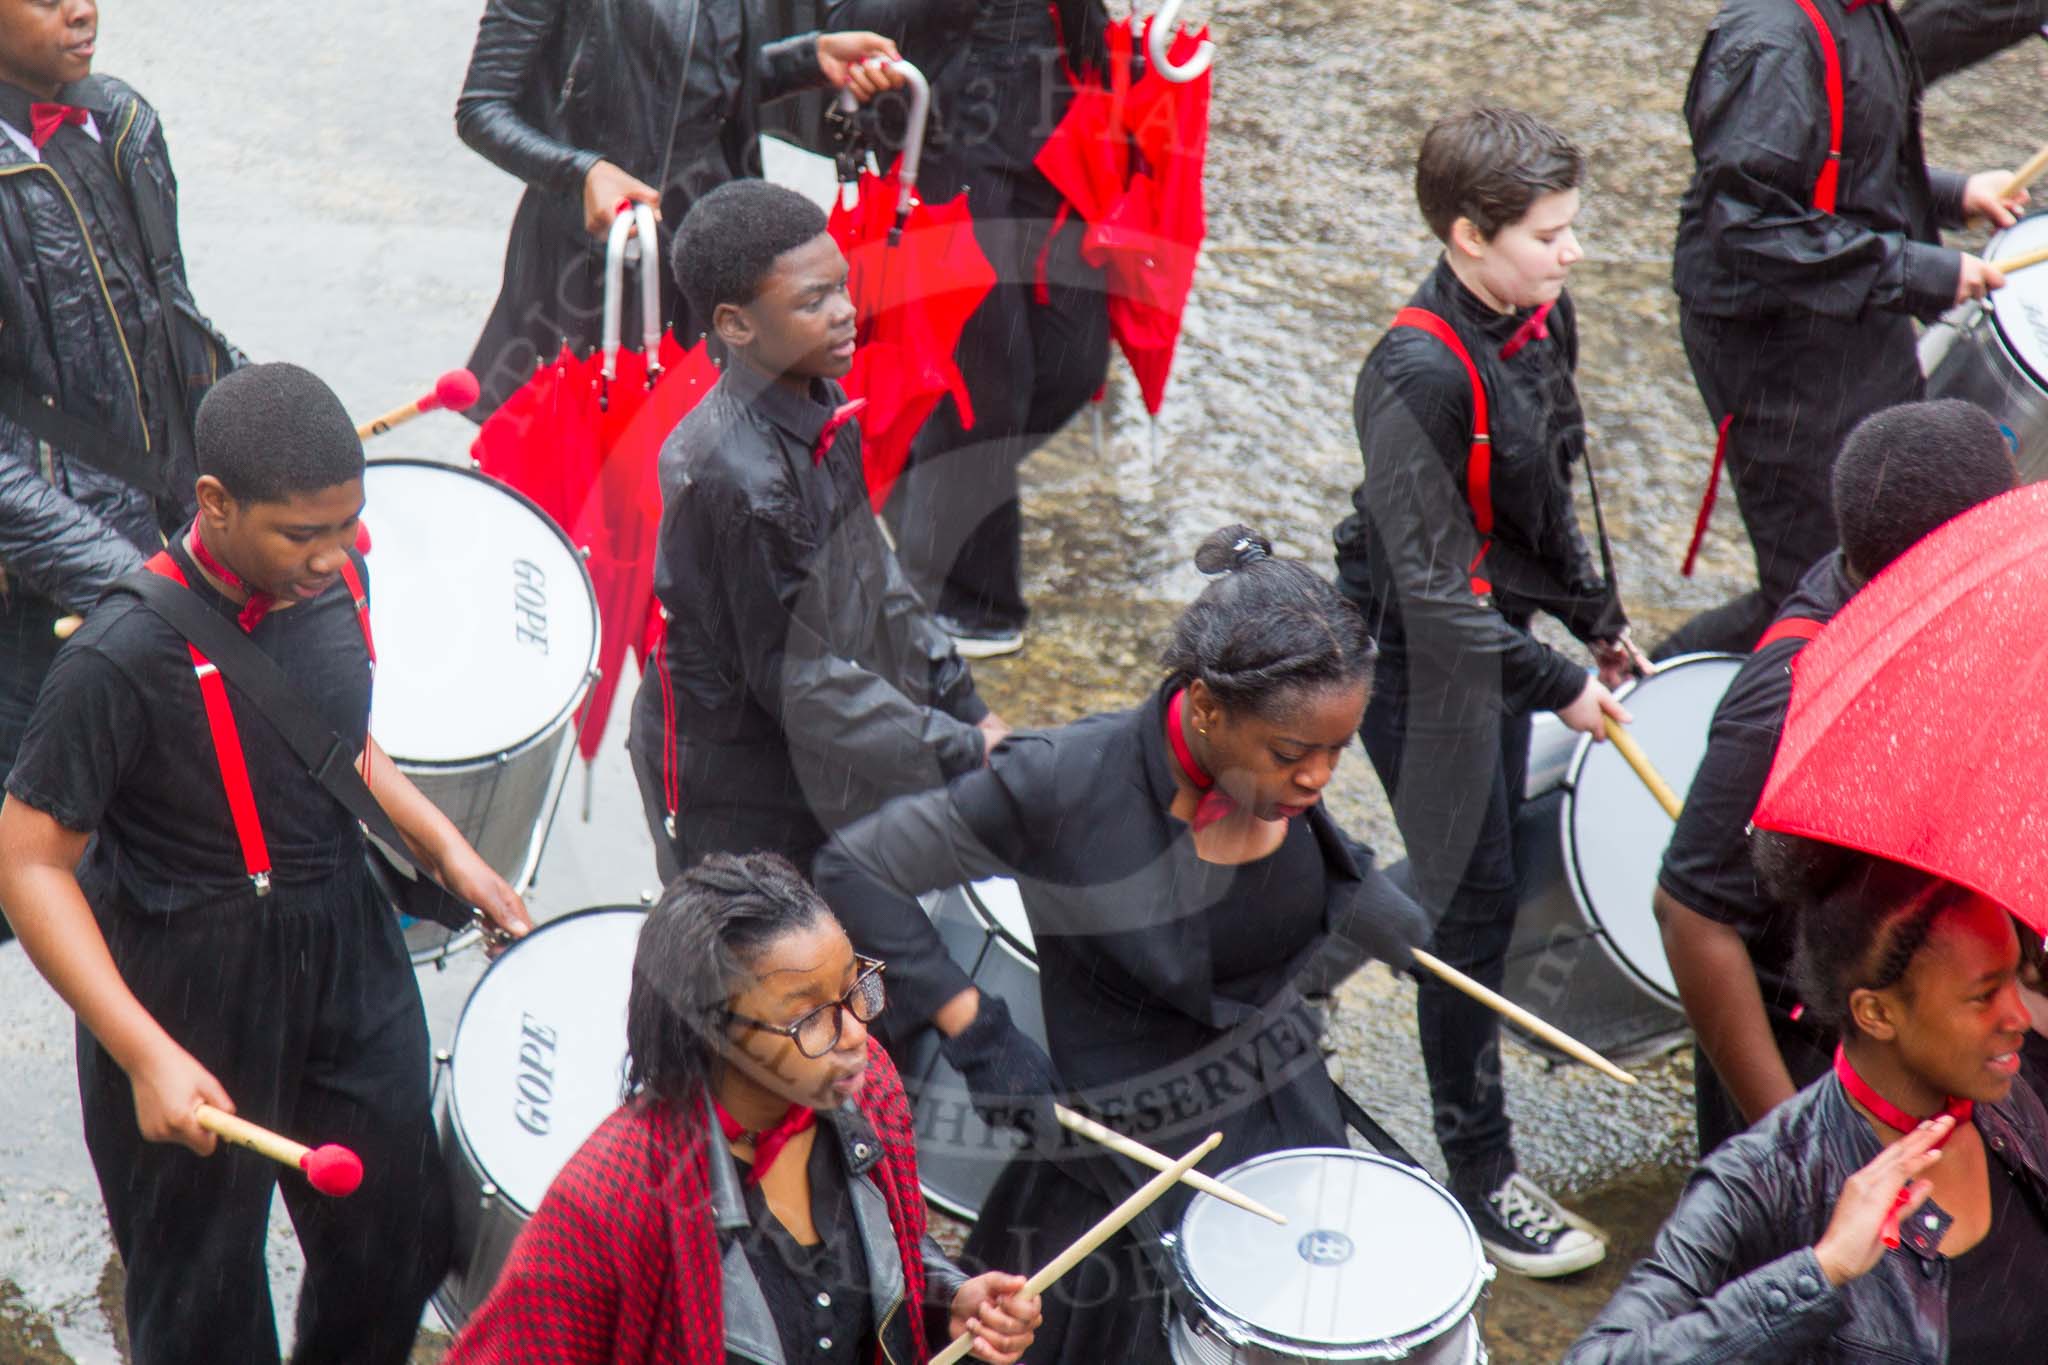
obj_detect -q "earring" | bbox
[1196,726,1208,736]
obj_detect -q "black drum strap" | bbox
[1333,1085,1426,1171]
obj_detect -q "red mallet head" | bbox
[299,1143,364,1197]
[422,369,481,415]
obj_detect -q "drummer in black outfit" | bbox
[815,525,1431,1364]
[1658,399,2018,1157]
[0,364,531,1365]
[1657,0,2024,656]
[1332,106,1637,1278]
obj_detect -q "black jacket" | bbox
[1333,258,1623,718]
[1567,1071,2048,1363]
[1673,0,1967,323]
[0,76,237,614]
[630,366,986,840]
[455,0,827,414]
[1902,0,2048,85]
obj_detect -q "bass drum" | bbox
[894,878,1045,1222]
[434,906,645,1327]
[1500,652,1741,1064]
[1921,212,2048,480]
[364,459,599,964]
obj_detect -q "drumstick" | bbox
[928,1132,1223,1365]
[1990,244,2048,276]
[193,1103,364,1197]
[53,614,81,640]
[355,369,481,439]
[2008,141,2048,198]
[1604,718,1683,820]
[1411,949,1639,1087]
[1053,1104,1286,1225]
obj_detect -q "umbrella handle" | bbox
[889,60,930,228]
[1147,0,1215,83]
[602,201,664,384]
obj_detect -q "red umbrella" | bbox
[828,63,997,511]
[1753,482,2048,934]
[473,203,718,766]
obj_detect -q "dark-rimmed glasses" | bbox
[727,957,887,1058]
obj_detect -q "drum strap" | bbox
[652,612,680,838]
[1391,306,1495,600]
[1754,616,1824,651]
[1333,1084,1426,1171]
[1790,0,1846,215]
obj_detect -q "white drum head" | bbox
[1177,1150,1484,1350]
[448,908,645,1214]
[364,460,599,765]
[1991,214,2048,387]
[968,877,1034,955]
[1565,653,1743,1002]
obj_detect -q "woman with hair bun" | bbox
[814,525,1432,1364]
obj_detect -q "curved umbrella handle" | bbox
[633,201,663,375]
[888,59,931,228]
[603,202,664,383]
[1147,0,1215,84]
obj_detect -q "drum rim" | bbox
[444,903,649,1218]
[1984,216,2048,391]
[365,457,603,770]
[962,879,1036,962]
[1558,650,1742,1007]
[1170,1147,1487,1356]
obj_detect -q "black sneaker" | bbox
[1462,1173,1607,1278]
[937,613,1024,660]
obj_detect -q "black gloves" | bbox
[1332,864,1434,975]
[936,992,1062,1136]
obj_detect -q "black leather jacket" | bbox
[0,76,237,613]
[1568,1072,2048,1363]
[1902,0,2048,86]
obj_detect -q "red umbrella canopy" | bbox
[829,167,996,511]
[1754,482,2048,936]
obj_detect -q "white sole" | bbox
[1481,1234,1608,1280]
[950,634,1024,660]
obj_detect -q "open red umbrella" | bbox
[828,63,997,511]
[1753,482,2048,934]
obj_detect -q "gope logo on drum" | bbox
[512,558,550,655]
[513,1012,560,1135]
[1296,1229,1356,1267]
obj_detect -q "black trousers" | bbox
[626,715,827,886]
[1658,308,1922,657]
[1359,661,1529,1198]
[78,868,450,1365]
[885,161,1111,633]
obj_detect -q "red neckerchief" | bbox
[1845,0,1886,9]
[1834,1044,1972,1147]
[714,1098,817,1186]
[28,102,88,149]
[186,519,275,632]
[1166,688,1240,832]
[814,397,868,466]
[1499,301,1553,360]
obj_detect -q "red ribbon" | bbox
[1498,301,1553,360]
[186,518,275,632]
[29,102,88,149]
[1166,689,1239,831]
[1834,1044,1972,1142]
[715,1099,817,1186]
[814,398,868,466]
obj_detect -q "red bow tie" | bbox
[187,518,276,632]
[814,397,868,465]
[1500,301,1553,360]
[29,102,89,150]
[715,1099,817,1185]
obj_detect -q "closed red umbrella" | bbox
[1753,482,2048,934]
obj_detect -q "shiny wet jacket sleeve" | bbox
[456,0,601,199]
[876,530,988,726]
[920,1233,971,1348]
[1903,0,2048,86]
[0,422,149,611]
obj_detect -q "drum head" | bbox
[447,907,646,1214]
[966,877,1035,955]
[1176,1149,1485,1351]
[364,460,599,766]
[1990,214,2048,387]
[1565,653,1743,1002]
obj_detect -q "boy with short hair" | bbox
[628,180,1006,881]
[0,363,530,1365]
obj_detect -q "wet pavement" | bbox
[2,1,2042,1361]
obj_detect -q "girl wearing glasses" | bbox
[814,525,1433,1364]
[446,853,1041,1365]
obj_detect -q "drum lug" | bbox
[431,1048,452,1106]
[479,1180,499,1211]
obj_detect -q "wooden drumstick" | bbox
[53,614,81,640]
[1604,718,1683,820]
[2007,141,2048,198]
[928,1132,1222,1365]
[193,1103,364,1197]
[355,369,481,440]
[1990,244,2048,276]
[1053,1105,1286,1225]
[1411,949,1638,1086]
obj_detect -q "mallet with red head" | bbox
[195,1103,363,1197]
[355,368,481,440]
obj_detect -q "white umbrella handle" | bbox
[602,201,663,382]
[888,59,930,226]
[1147,0,1214,83]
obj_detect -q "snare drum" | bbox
[364,459,599,963]
[1501,653,1741,1063]
[1167,1149,1491,1364]
[434,906,645,1326]
[1922,213,2048,479]
[895,878,1045,1221]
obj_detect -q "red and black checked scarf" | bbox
[446,1039,933,1364]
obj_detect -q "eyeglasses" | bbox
[727,957,887,1058]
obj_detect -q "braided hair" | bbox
[625,852,834,1107]
[1161,524,1377,720]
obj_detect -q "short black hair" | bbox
[1832,399,2017,581]
[624,852,834,1108]
[671,179,831,329]
[1161,524,1377,720]
[195,362,364,504]
[1415,106,1582,243]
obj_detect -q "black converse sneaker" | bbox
[1464,1172,1607,1278]
[936,612,1025,660]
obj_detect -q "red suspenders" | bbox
[1754,615,1824,652]
[145,550,376,897]
[1391,306,1497,600]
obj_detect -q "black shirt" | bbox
[1656,552,1854,1010]
[1202,818,1327,1006]
[5,540,373,914]
[1945,1147,2048,1359]
[735,1129,874,1365]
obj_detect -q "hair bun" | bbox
[1193,524,1273,575]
